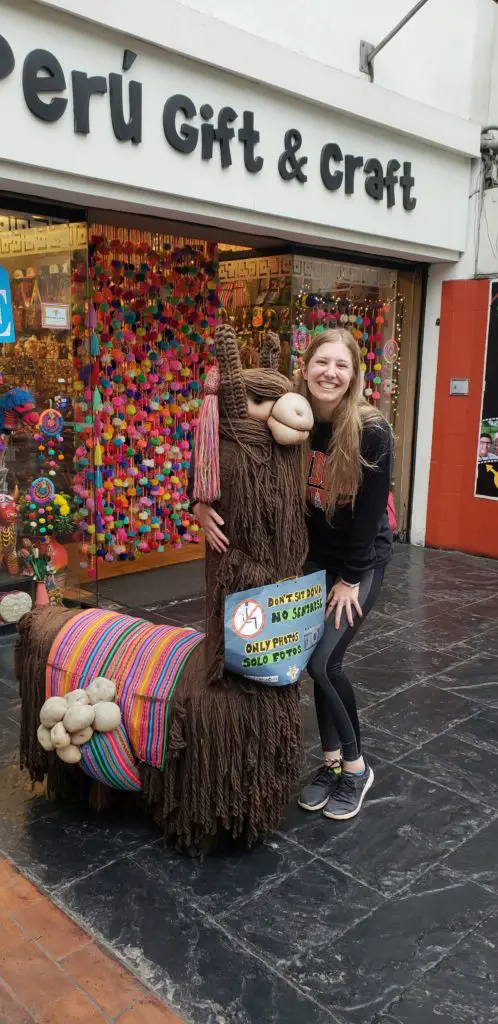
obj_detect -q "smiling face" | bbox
[302,340,354,415]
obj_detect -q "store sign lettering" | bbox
[0,36,417,211]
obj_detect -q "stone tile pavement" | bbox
[1,544,498,1023]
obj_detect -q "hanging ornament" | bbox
[29,477,55,506]
[383,338,399,364]
[38,408,64,438]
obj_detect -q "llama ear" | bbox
[214,323,247,418]
[259,331,280,370]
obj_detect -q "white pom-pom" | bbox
[63,704,95,734]
[93,702,121,732]
[56,744,82,764]
[50,721,71,749]
[86,677,117,705]
[70,726,94,746]
[0,590,32,624]
[65,689,90,708]
[37,724,54,751]
[40,697,67,728]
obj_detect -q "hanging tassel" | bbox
[93,441,103,467]
[193,365,220,504]
[94,468,103,490]
[93,387,102,412]
[87,302,97,330]
[90,331,100,356]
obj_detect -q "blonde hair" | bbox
[297,328,387,518]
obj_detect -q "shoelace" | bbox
[312,761,341,784]
[333,772,362,804]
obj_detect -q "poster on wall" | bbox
[475,280,498,499]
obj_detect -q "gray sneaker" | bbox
[298,762,342,812]
[323,763,374,820]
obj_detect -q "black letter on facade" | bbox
[122,50,137,72]
[278,129,308,183]
[200,104,215,160]
[163,94,198,154]
[400,161,417,211]
[0,36,15,81]
[109,71,142,144]
[22,49,67,123]
[364,158,384,201]
[320,143,343,190]
[344,154,364,195]
[215,106,237,169]
[238,111,264,173]
[384,159,400,208]
[72,71,107,135]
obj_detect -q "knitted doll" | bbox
[16,327,313,853]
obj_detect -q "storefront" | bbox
[0,0,477,627]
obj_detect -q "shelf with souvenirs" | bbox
[0,252,77,408]
[218,254,293,374]
[0,220,89,628]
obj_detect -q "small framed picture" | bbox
[41,303,70,330]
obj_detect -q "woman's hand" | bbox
[326,581,363,630]
[192,502,230,554]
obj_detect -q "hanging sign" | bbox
[0,265,15,343]
[224,570,326,687]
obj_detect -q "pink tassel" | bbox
[193,365,220,504]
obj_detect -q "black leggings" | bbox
[306,564,385,761]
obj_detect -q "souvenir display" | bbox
[218,254,292,373]
[18,327,314,855]
[18,538,58,607]
[72,230,219,578]
[0,489,19,575]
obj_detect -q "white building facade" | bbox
[0,0,496,567]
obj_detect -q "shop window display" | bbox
[290,257,401,429]
[73,227,219,582]
[0,215,88,630]
[218,254,292,374]
[218,253,402,429]
[217,251,421,536]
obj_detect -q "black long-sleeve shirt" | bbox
[306,418,393,584]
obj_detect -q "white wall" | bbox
[411,164,481,546]
[175,0,494,124]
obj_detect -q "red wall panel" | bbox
[426,278,498,557]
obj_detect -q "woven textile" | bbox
[80,723,142,791]
[45,609,204,769]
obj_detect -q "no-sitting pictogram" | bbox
[231,599,265,638]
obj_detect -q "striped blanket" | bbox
[79,723,142,792]
[45,609,204,770]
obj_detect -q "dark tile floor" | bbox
[1,545,498,1023]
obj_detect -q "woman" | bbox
[194,326,393,822]
[297,327,393,820]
